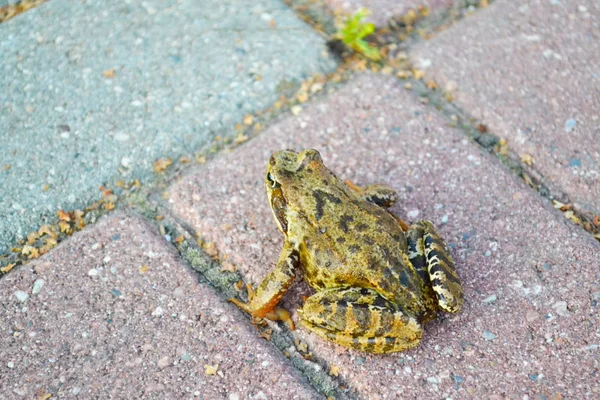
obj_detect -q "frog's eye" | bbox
[267,172,279,188]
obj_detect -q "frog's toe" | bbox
[407,220,464,314]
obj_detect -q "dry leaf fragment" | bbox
[22,245,40,259]
[196,155,207,164]
[153,158,173,173]
[243,115,253,126]
[329,364,340,376]
[412,69,425,80]
[204,242,218,257]
[42,184,50,192]
[1,263,16,273]
[174,235,184,244]
[38,225,55,237]
[296,91,309,103]
[116,180,125,188]
[2,164,10,171]
[102,68,116,78]
[99,185,113,197]
[27,231,40,245]
[425,79,438,89]
[138,265,150,274]
[233,133,248,145]
[57,210,71,222]
[204,364,219,375]
[234,280,244,291]
[295,337,308,353]
[104,202,115,211]
[58,221,72,234]
[179,156,191,164]
[593,215,600,227]
[156,215,165,221]
[520,153,534,166]
[259,328,273,341]
[220,262,237,273]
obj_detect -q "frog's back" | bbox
[292,185,424,308]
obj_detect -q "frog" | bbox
[229,149,464,354]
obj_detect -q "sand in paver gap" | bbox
[412,0,600,216]
[167,73,600,399]
[0,212,318,399]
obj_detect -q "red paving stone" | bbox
[411,0,600,216]
[167,73,600,399]
[0,212,319,399]
[325,0,453,27]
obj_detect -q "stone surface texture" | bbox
[0,212,318,399]
[0,0,336,253]
[324,0,454,27]
[411,0,600,216]
[167,74,600,399]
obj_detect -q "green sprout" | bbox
[335,8,381,61]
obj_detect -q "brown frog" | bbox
[229,149,463,354]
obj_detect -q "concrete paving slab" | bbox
[0,212,319,399]
[167,73,600,399]
[411,0,600,216]
[324,0,453,27]
[0,0,337,253]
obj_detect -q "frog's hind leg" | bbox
[406,220,464,314]
[344,180,398,208]
[298,287,423,354]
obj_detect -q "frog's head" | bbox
[265,149,326,233]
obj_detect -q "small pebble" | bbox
[407,209,420,219]
[7,361,14,369]
[441,215,449,224]
[482,330,497,341]
[14,291,29,302]
[427,377,439,384]
[152,307,164,317]
[482,294,497,303]
[32,279,45,295]
[552,301,569,317]
[88,268,99,277]
[564,118,576,133]
[110,288,122,297]
[484,250,492,257]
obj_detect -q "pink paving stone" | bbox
[411,0,600,216]
[0,212,318,399]
[167,73,600,399]
[324,0,453,27]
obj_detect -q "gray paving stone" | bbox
[167,73,600,399]
[0,0,336,253]
[324,0,453,27]
[411,0,600,216]
[0,212,319,399]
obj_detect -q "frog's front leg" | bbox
[298,287,423,354]
[229,240,299,330]
[406,220,464,314]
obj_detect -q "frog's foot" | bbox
[406,220,464,314]
[298,287,423,354]
[344,180,398,209]
[229,289,295,331]
[228,241,299,330]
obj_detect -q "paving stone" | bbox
[411,0,600,216]
[324,0,453,27]
[0,212,319,399]
[167,73,600,399]
[0,0,336,253]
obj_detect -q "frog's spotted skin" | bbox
[229,149,464,354]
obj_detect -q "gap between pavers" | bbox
[410,0,600,217]
[165,73,600,399]
[0,211,320,399]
